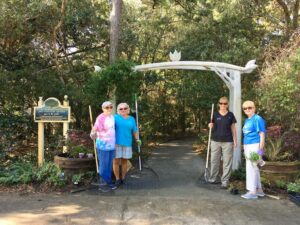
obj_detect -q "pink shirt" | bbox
[94,113,115,150]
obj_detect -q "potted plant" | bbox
[54,130,96,175]
[261,126,300,183]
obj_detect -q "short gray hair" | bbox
[117,102,130,114]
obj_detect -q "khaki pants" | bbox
[209,141,233,183]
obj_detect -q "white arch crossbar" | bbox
[134,60,257,170]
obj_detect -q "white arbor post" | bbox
[229,70,242,170]
[134,53,257,170]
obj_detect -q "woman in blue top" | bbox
[113,103,140,186]
[241,101,266,200]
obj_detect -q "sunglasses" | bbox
[119,107,128,111]
[104,106,113,109]
[243,107,253,111]
[219,102,228,105]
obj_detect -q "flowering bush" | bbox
[264,125,299,161]
[266,125,282,139]
[67,130,93,149]
[64,130,94,158]
[281,131,300,160]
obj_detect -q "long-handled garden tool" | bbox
[135,94,142,171]
[204,103,214,182]
[89,105,99,175]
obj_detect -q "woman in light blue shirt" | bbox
[241,100,266,200]
[113,103,140,187]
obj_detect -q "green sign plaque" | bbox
[34,98,70,122]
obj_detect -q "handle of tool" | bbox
[89,105,99,174]
[205,104,214,169]
[135,94,142,171]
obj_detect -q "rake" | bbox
[204,103,214,182]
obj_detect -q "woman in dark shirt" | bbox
[208,97,237,188]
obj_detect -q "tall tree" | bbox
[109,0,123,111]
[109,0,123,62]
[249,0,300,42]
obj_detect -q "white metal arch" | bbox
[134,58,257,170]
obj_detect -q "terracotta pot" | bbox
[261,161,300,183]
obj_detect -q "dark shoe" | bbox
[121,179,127,185]
[115,179,122,187]
[98,185,111,193]
[109,183,118,190]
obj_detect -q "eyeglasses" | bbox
[104,106,113,109]
[243,107,253,111]
[119,107,128,111]
[219,102,228,105]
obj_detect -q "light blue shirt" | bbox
[243,114,266,144]
[115,114,137,147]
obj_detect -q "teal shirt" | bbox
[115,114,137,147]
[243,114,266,144]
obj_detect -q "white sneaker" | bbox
[221,182,228,189]
[256,191,265,197]
[241,192,258,199]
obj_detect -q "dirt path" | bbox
[0,138,299,225]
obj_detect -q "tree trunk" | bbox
[109,0,122,112]
[109,0,122,63]
[276,0,299,40]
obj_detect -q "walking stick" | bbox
[204,103,214,182]
[89,105,99,174]
[135,94,142,171]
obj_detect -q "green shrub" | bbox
[0,161,65,187]
[69,145,90,158]
[275,180,286,189]
[72,174,83,184]
[264,137,283,161]
[0,162,35,185]
[0,110,36,152]
[287,179,300,193]
[35,162,65,187]
[260,177,271,187]
[231,165,246,180]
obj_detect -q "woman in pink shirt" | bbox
[91,101,116,191]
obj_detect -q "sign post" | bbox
[34,96,71,166]
[37,97,45,167]
[63,95,70,153]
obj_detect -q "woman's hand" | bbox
[136,139,142,146]
[90,130,97,140]
[208,123,214,129]
[233,140,237,148]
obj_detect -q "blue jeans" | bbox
[97,149,115,184]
